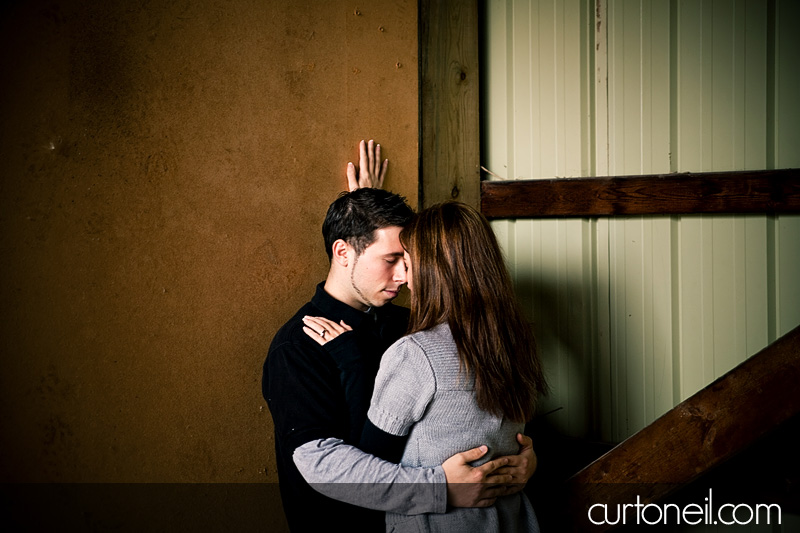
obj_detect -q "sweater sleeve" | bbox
[264,327,378,449]
[359,418,407,463]
[368,336,436,436]
[322,331,375,444]
[292,438,447,515]
[264,338,347,452]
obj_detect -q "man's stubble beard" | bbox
[350,254,372,308]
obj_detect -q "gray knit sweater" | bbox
[372,323,539,532]
[294,323,540,532]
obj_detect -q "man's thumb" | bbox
[458,445,489,463]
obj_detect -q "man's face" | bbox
[348,226,407,310]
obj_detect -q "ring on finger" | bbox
[320,329,327,338]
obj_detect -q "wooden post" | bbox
[419,0,480,209]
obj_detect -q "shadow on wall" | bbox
[514,274,597,432]
[515,272,616,530]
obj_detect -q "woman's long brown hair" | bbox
[400,202,547,423]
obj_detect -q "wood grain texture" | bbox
[481,169,800,218]
[564,324,800,532]
[419,0,480,208]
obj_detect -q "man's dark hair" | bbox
[322,188,414,261]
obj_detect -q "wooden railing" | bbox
[563,324,800,532]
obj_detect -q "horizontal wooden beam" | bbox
[564,324,800,532]
[481,169,800,218]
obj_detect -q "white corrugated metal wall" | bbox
[482,0,800,449]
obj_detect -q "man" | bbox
[262,141,535,531]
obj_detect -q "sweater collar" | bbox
[311,282,371,328]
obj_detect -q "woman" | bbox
[301,201,547,531]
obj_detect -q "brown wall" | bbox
[0,0,417,496]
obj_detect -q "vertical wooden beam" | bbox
[419,0,480,209]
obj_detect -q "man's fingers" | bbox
[346,162,358,191]
[484,473,514,485]
[495,483,526,497]
[367,139,376,172]
[515,433,537,478]
[347,139,387,189]
[377,158,388,188]
[473,456,510,476]
[359,139,368,171]
[453,445,489,464]
[473,498,497,508]
[446,483,500,508]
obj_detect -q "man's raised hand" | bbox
[347,139,388,191]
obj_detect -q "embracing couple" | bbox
[262,141,548,532]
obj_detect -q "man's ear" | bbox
[331,239,351,267]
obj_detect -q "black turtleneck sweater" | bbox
[262,282,409,532]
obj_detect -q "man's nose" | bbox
[393,261,407,283]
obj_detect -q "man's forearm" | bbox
[293,438,447,515]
